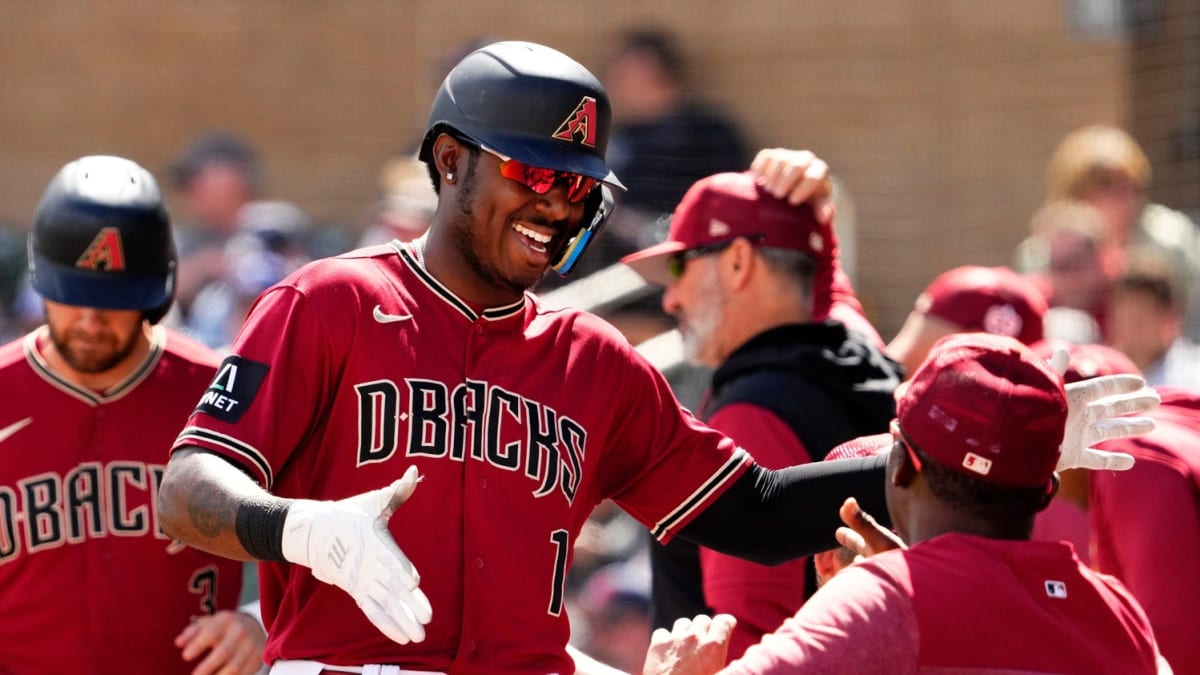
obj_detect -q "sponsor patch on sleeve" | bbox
[195,355,269,423]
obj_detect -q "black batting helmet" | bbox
[29,155,177,323]
[419,41,624,276]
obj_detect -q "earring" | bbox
[446,172,454,181]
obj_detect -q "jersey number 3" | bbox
[189,565,219,616]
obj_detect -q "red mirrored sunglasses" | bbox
[471,142,599,204]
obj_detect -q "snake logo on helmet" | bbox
[29,155,177,324]
[419,41,625,276]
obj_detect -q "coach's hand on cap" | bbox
[281,465,432,644]
[749,147,835,224]
[1050,349,1158,472]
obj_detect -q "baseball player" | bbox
[155,42,1156,674]
[0,155,264,674]
[886,264,1048,377]
[643,334,1171,674]
[1032,339,1200,675]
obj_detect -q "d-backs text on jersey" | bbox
[0,461,171,563]
[355,377,587,504]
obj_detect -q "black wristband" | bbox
[235,499,290,562]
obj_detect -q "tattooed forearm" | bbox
[157,446,269,561]
[187,473,239,539]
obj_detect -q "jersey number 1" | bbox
[548,529,569,616]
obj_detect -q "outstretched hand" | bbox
[281,465,432,644]
[644,614,737,675]
[1050,349,1158,471]
[834,497,906,560]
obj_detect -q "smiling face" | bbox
[428,134,587,306]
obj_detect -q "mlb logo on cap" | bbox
[1045,580,1068,599]
[961,452,993,477]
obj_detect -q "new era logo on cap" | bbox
[708,219,731,238]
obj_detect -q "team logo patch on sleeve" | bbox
[195,355,269,423]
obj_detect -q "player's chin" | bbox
[512,266,548,292]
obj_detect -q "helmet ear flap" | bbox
[550,185,614,276]
[142,261,177,325]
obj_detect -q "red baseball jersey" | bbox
[172,241,751,673]
[728,534,1165,674]
[1091,389,1200,675]
[0,326,243,674]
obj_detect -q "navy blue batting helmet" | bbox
[419,41,624,276]
[29,155,176,322]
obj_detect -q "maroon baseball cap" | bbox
[897,333,1068,489]
[1031,339,1140,384]
[620,171,825,285]
[914,266,1047,345]
[823,433,891,462]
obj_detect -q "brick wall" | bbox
[0,1,1149,337]
[1128,0,1200,219]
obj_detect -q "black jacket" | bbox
[649,321,902,629]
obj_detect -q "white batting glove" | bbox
[1051,349,1159,472]
[281,465,432,644]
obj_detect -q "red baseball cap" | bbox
[620,171,825,286]
[823,433,891,462]
[915,266,1047,345]
[1031,339,1140,384]
[897,333,1068,489]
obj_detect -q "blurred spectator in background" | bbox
[569,499,647,600]
[570,554,653,674]
[185,199,311,351]
[357,155,437,248]
[584,26,749,281]
[1109,250,1200,390]
[1016,199,1114,341]
[886,265,1047,377]
[169,130,263,321]
[1018,124,1200,340]
[604,27,749,220]
[0,224,33,342]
